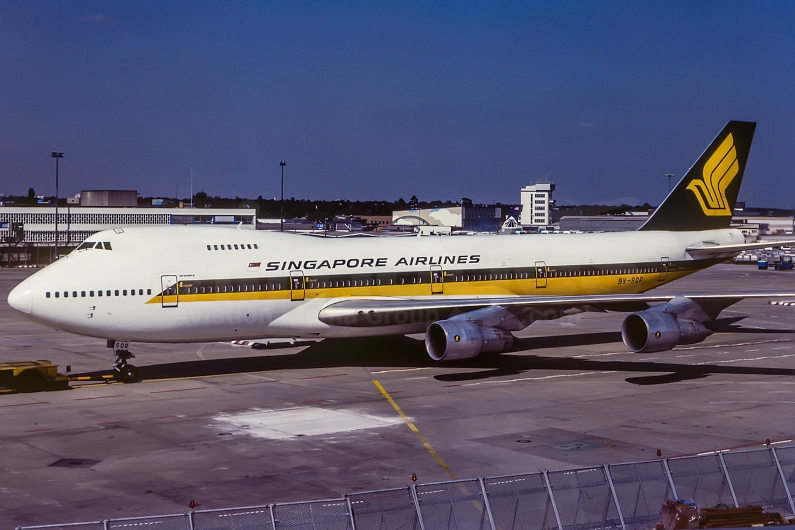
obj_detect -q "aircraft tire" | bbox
[117,365,139,383]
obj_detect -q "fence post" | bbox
[604,465,626,530]
[717,452,739,508]
[771,446,795,514]
[543,471,564,530]
[411,484,426,530]
[103,521,109,530]
[662,458,679,500]
[345,495,357,530]
[478,477,497,530]
[268,504,277,530]
[187,511,196,530]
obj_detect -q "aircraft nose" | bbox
[8,279,33,315]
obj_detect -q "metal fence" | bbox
[17,445,795,530]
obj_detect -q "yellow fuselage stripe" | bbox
[146,270,692,304]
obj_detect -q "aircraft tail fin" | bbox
[639,121,756,232]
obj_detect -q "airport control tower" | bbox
[519,182,555,226]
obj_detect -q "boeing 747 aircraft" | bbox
[8,121,795,382]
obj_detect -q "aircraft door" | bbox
[161,275,178,308]
[430,265,443,294]
[659,257,669,281]
[290,270,305,301]
[535,261,547,288]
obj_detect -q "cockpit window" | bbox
[76,241,112,251]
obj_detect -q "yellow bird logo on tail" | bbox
[686,133,739,216]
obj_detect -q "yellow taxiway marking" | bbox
[373,379,457,480]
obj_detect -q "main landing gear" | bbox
[109,340,139,383]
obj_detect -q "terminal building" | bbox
[1,191,256,266]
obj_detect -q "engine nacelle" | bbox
[621,310,712,353]
[425,320,514,361]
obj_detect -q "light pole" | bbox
[664,174,675,193]
[51,152,63,261]
[279,160,286,232]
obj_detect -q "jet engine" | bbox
[621,306,712,353]
[425,320,514,361]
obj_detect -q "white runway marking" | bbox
[371,367,430,374]
[695,353,795,365]
[463,371,599,387]
[675,338,791,351]
[708,401,795,405]
[739,381,795,384]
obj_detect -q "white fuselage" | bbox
[9,226,744,342]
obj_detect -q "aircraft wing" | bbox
[318,292,795,327]
[686,240,795,258]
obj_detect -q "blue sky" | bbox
[1,1,793,207]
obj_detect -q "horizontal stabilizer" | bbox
[686,240,795,258]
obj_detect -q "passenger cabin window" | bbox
[214,245,218,250]
[123,290,127,296]
[55,292,59,298]
[207,245,211,250]
[46,292,50,298]
[115,290,119,296]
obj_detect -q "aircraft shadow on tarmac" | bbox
[75,328,795,388]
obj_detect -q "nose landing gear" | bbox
[110,341,139,383]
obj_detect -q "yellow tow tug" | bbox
[0,361,70,393]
